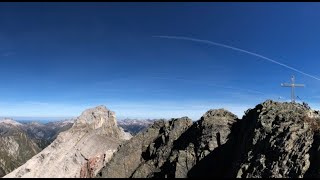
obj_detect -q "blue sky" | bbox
[1,2,320,120]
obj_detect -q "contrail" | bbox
[153,35,320,81]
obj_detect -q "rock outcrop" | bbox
[96,117,193,178]
[3,105,131,178]
[97,100,320,178]
[97,108,239,178]
[232,100,318,178]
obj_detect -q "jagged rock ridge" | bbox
[97,108,239,178]
[97,100,320,178]
[233,100,318,178]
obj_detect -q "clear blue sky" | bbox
[1,2,320,120]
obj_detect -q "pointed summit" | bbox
[73,105,117,130]
[3,105,131,178]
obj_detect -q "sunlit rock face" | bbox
[4,105,131,178]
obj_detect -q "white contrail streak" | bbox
[153,35,320,81]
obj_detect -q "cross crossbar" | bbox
[281,75,305,103]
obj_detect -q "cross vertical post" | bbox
[281,75,305,103]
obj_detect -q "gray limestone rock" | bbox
[97,109,239,178]
[234,100,318,178]
[4,105,131,178]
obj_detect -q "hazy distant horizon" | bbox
[0,116,75,122]
[1,99,317,122]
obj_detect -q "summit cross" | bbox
[281,75,305,103]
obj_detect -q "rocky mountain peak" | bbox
[231,100,320,178]
[73,105,117,130]
[3,105,131,178]
[203,108,238,119]
[201,109,238,127]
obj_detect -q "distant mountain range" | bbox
[117,119,156,135]
[0,118,73,177]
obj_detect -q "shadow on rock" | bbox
[187,119,242,178]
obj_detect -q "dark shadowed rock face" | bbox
[97,109,239,178]
[233,100,317,178]
[196,109,238,158]
[0,167,5,177]
[96,117,193,178]
[304,132,320,178]
[178,100,320,178]
[157,109,238,178]
[97,100,320,178]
